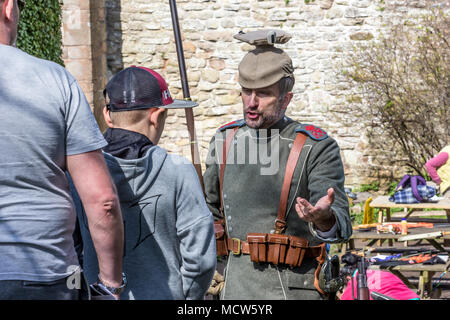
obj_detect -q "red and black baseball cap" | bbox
[104,66,198,112]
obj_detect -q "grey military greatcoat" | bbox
[203,116,352,300]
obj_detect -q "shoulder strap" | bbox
[219,127,239,218]
[274,133,307,234]
[395,174,411,192]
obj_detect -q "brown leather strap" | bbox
[314,243,327,295]
[275,133,307,233]
[219,127,238,218]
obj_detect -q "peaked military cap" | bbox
[234,29,292,46]
[235,29,294,89]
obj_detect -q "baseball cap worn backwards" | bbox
[105,66,198,112]
[235,29,294,89]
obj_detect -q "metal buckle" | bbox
[274,219,286,234]
[231,238,241,255]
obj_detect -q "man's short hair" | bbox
[108,108,150,127]
[278,76,295,100]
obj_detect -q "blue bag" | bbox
[389,185,436,204]
[394,175,427,202]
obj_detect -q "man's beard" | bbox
[244,101,285,129]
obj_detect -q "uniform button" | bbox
[227,215,232,221]
[225,205,229,209]
[228,226,233,232]
[223,194,227,199]
[289,143,293,148]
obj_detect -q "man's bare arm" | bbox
[67,150,124,288]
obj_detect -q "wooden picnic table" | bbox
[341,226,450,299]
[345,226,450,252]
[340,197,450,299]
[369,196,450,223]
[369,260,450,299]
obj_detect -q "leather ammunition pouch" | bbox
[268,234,289,265]
[246,233,325,269]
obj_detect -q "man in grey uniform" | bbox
[203,30,352,300]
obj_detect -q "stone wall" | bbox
[61,0,93,107]
[64,0,449,189]
[61,0,109,131]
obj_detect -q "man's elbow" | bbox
[100,193,120,213]
[84,189,122,220]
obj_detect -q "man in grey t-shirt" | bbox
[0,0,125,299]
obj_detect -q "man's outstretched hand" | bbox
[295,188,336,232]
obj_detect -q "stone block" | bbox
[349,31,374,40]
[319,0,335,9]
[203,31,234,42]
[209,58,226,71]
[352,0,371,8]
[63,0,90,10]
[341,18,365,25]
[67,46,91,59]
[63,28,91,46]
[202,69,220,83]
[344,7,369,18]
[65,60,92,82]
[216,93,240,106]
[326,6,343,18]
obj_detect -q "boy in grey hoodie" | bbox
[73,66,216,300]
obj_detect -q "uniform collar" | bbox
[268,116,294,131]
[248,116,294,138]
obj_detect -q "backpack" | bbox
[394,174,427,202]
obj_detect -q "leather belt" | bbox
[227,238,250,255]
[227,236,323,259]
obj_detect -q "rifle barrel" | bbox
[169,0,205,193]
[169,0,190,99]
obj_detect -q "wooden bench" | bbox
[369,260,450,299]
[340,226,450,299]
[342,226,450,253]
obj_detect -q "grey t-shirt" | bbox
[0,44,107,281]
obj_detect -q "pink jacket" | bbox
[341,269,420,300]
[425,149,449,187]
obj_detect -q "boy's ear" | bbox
[103,106,114,128]
[148,108,166,128]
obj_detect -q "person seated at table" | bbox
[426,144,450,200]
[339,269,420,300]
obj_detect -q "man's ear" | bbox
[281,92,293,111]
[103,106,114,128]
[4,0,15,20]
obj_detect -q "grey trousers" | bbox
[0,276,80,300]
